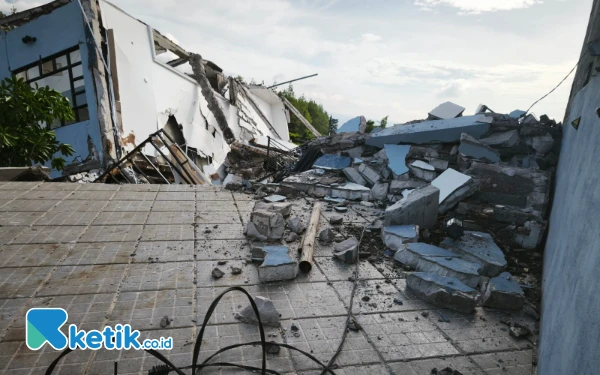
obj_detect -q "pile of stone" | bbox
[67,169,103,183]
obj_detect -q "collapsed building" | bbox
[0,0,300,182]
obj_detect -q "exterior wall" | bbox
[99,1,289,174]
[0,1,104,178]
[538,11,600,374]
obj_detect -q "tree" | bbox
[279,84,330,143]
[380,115,388,129]
[365,119,376,133]
[0,77,75,170]
[328,115,338,136]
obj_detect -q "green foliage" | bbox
[279,84,332,144]
[0,77,75,170]
[328,115,338,136]
[365,116,389,133]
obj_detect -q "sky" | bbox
[1,0,594,125]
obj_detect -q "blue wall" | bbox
[538,74,600,374]
[0,1,103,178]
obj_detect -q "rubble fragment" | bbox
[441,231,507,277]
[482,272,525,310]
[333,237,359,264]
[235,296,281,327]
[416,256,481,288]
[285,232,298,242]
[258,246,298,282]
[428,101,466,120]
[337,116,367,133]
[319,228,335,243]
[384,144,410,176]
[409,160,437,182]
[395,243,460,269]
[384,185,440,229]
[263,194,286,203]
[459,133,501,163]
[329,215,344,225]
[248,210,286,241]
[370,182,389,201]
[358,163,381,186]
[212,268,225,279]
[389,176,427,193]
[343,167,368,186]
[407,272,477,313]
[527,133,555,155]
[313,154,352,170]
[286,217,305,234]
[431,168,477,214]
[254,202,293,217]
[381,225,419,250]
[479,129,520,148]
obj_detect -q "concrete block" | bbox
[330,183,370,201]
[416,256,481,288]
[254,202,293,217]
[337,116,366,133]
[527,133,554,155]
[407,272,478,313]
[286,217,305,234]
[250,210,286,241]
[343,167,368,186]
[394,242,459,268]
[370,182,389,201]
[389,177,427,194]
[235,296,281,327]
[358,163,381,186]
[343,146,365,158]
[514,220,545,249]
[313,154,352,170]
[441,231,507,277]
[409,160,437,181]
[427,158,449,171]
[258,246,298,283]
[367,114,492,148]
[483,272,525,310]
[245,222,267,241]
[381,225,419,250]
[329,215,344,225]
[459,133,501,163]
[384,185,440,229]
[429,101,466,120]
[431,168,478,213]
[333,237,359,264]
[223,173,243,187]
[319,228,335,243]
[480,130,520,148]
[384,144,411,176]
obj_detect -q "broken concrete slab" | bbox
[337,116,367,133]
[333,237,359,264]
[384,185,440,229]
[416,256,482,288]
[514,220,545,249]
[286,217,305,234]
[258,245,298,283]
[329,215,344,225]
[367,114,492,148]
[249,210,286,241]
[409,160,437,182]
[357,163,381,186]
[343,146,366,158]
[343,167,368,186]
[480,130,520,148]
[428,101,466,120]
[254,201,293,217]
[483,272,525,310]
[264,194,287,203]
[427,159,449,172]
[509,110,526,119]
[245,222,268,241]
[431,168,477,214]
[330,183,370,201]
[407,272,478,313]
[381,225,419,250]
[235,296,281,327]
[389,177,427,194]
[527,133,555,155]
[459,133,501,163]
[285,232,298,242]
[223,173,243,187]
[440,231,507,277]
[394,243,460,268]
[383,144,411,176]
[370,182,389,201]
[313,154,352,171]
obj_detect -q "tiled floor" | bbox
[0,182,537,374]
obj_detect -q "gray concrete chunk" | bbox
[409,160,437,181]
[394,243,459,268]
[370,182,389,201]
[407,272,478,313]
[483,272,525,310]
[249,210,286,241]
[258,245,298,282]
[416,256,481,288]
[358,163,381,186]
[440,231,507,277]
[384,185,440,229]
[480,130,520,148]
[333,237,359,264]
[459,133,501,163]
[389,178,427,194]
[382,225,419,250]
[235,296,281,327]
[343,167,368,186]
[254,202,293,217]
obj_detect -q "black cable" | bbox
[525,50,588,115]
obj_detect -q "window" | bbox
[13,46,89,129]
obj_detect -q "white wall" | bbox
[99,1,288,172]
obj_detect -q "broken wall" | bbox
[0,1,105,178]
[99,1,289,176]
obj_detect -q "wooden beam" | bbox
[153,30,189,59]
[281,97,321,138]
[299,202,321,273]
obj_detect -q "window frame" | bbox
[13,46,89,128]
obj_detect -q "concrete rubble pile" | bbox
[268,104,560,312]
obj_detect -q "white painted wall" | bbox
[99,0,288,173]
